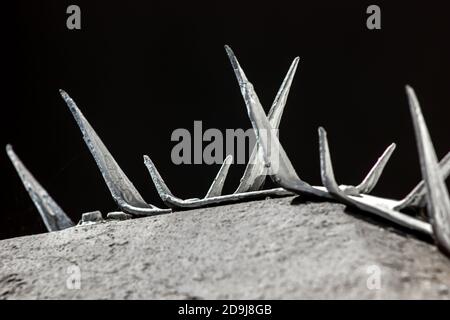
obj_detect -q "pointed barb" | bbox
[318,127,339,194]
[205,155,233,198]
[144,154,291,209]
[396,151,450,210]
[143,155,176,200]
[268,56,300,129]
[6,145,74,231]
[355,143,396,194]
[235,55,300,193]
[406,85,450,254]
[318,127,432,235]
[226,47,324,197]
[224,45,249,86]
[59,90,167,216]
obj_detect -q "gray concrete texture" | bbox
[1,196,450,299]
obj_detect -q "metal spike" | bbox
[140,46,301,209]
[59,90,170,216]
[6,145,74,231]
[227,46,390,198]
[232,46,300,193]
[355,143,396,194]
[205,155,233,198]
[143,155,176,201]
[225,45,326,197]
[144,155,291,209]
[406,85,450,254]
[228,47,438,237]
[395,151,450,210]
[318,127,433,235]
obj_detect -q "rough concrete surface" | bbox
[1,196,450,299]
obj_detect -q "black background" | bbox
[1,0,449,239]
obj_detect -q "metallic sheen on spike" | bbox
[6,145,74,231]
[59,90,171,216]
[318,127,432,235]
[355,143,396,194]
[406,85,450,254]
[144,155,291,209]
[228,46,440,237]
[395,151,450,211]
[6,46,448,261]
[141,46,304,209]
[226,46,390,198]
[205,155,233,198]
[233,49,300,194]
[201,50,300,197]
[225,46,326,197]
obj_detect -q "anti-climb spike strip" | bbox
[142,52,301,208]
[142,52,304,208]
[143,47,390,209]
[226,47,447,250]
[225,46,393,199]
[5,45,449,258]
[154,51,300,202]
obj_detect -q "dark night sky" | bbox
[1,0,449,239]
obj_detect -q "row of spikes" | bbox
[6,46,450,256]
